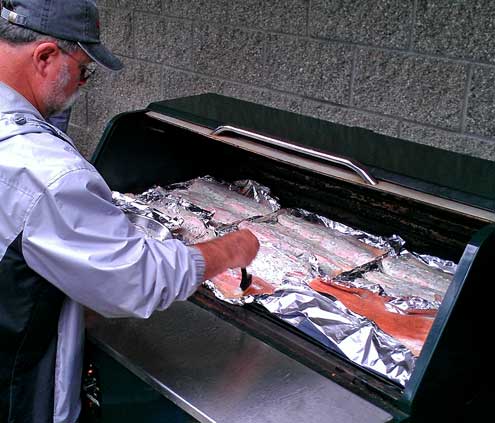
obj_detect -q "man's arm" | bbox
[193,229,259,280]
[22,167,260,318]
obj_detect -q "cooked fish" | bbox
[309,278,436,356]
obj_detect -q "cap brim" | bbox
[78,41,123,71]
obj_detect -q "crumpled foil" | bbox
[203,279,257,306]
[374,251,455,312]
[257,283,415,386]
[121,176,281,243]
[385,296,439,315]
[231,179,281,212]
[164,175,280,210]
[242,208,401,283]
[112,191,184,232]
[136,187,216,244]
[411,251,457,275]
[160,176,280,214]
[138,187,215,225]
[112,176,278,244]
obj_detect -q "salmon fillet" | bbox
[277,213,387,266]
[380,254,452,294]
[209,230,314,299]
[240,213,387,279]
[211,268,275,300]
[239,219,354,278]
[362,270,445,306]
[309,278,435,356]
[168,179,276,226]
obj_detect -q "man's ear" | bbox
[32,42,60,77]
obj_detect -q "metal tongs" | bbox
[240,268,253,291]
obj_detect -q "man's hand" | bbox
[194,229,260,280]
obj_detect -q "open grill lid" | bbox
[147,94,495,216]
[91,93,495,422]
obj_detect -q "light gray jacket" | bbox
[0,82,204,423]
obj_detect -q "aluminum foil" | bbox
[163,175,280,210]
[162,175,280,215]
[112,177,281,244]
[112,191,184,233]
[411,251,457,275]
[126,212,172,241]
[135,187,216,244]
[138,187,215,224]
[231,179,281,212]
[385,296,439,315]
[264,209,402,280]
[112,192,149,214]
[309,225,457,314]
[257,283,415,386]
[203,279,257,306]
[376,251,454,311]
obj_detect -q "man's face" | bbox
[43,47,92,117]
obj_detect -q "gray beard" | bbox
[45,64,80,117]
[47,90,80,116]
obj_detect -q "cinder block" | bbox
[99,8,133,56]
[135,13,192,67]
[69,91,88,128]
[353,48,466,129]
[161,0,229,22]
[401,122,495,161]
[309,0,411,48]
[87,57,162,140]
[264,34,352,104]
[413,1,495,64]
[301,99,399,137]
[228,0,308,35]
[191,23,267,85]
[97,0,161,12]
[162,68,222,100]
[466,66,495,137]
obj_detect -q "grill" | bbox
[87,93,495,423]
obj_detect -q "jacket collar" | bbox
[0,81,44,118]
[0,81,76,147]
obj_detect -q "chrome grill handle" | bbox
[211,125,378,186]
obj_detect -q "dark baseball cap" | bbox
[0,0,123,71]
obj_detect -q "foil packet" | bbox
[113,176,281,245]
[159,175,281,228]
[112,191,184,233]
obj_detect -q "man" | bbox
[0,1,259,422]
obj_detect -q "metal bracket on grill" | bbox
[211,125,378,186]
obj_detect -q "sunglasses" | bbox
[57,45,97,82]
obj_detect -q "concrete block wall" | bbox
[69,0,495,162]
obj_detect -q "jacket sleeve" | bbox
[22,167,205,318]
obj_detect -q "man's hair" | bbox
[0,1,78,52]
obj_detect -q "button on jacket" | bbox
[0,82,205,423]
